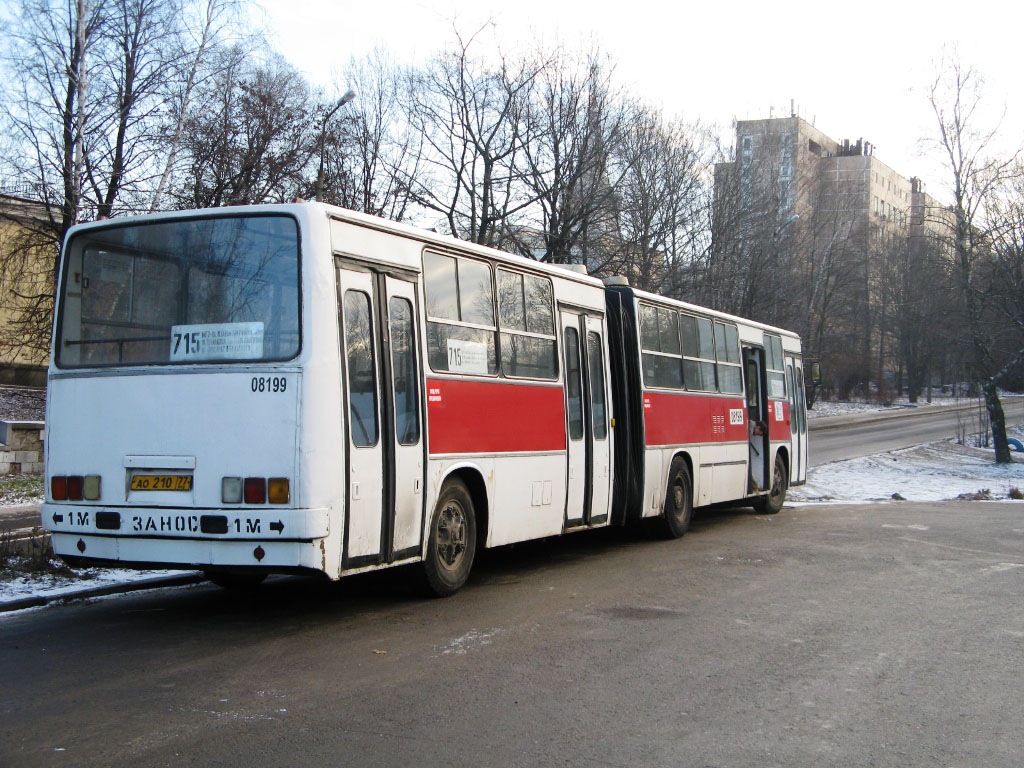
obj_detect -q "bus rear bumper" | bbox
[50,532,330,572]
[44,504,333,572]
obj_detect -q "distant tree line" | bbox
[1,2,1023,459]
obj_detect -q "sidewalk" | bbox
[808,399,995,432]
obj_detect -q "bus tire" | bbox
[649,458,693,539]
[420,478,477,597]
[754,453,788,515]
[205,570,267,590]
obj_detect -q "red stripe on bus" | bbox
[643,391,748,446]
[772,399,792,441]
[426,378,566,454]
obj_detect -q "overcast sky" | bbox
[258,0,1021,201]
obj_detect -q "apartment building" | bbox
[716,114,949,392]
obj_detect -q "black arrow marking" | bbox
[52,513,64,523]
[269,520,284,534]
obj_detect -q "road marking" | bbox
[982,563,1024,574]
[899,536,1019,559]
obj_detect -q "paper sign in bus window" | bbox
[446,339,488,374]
[170,322,264,361]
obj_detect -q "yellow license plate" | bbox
[130,474,193,491]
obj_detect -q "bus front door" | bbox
[338,265,425,568]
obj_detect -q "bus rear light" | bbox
[243,477,266,504]
[221,477,242,504]
[67,476,84,501]
[51,476,68,500]
[83,475,101,501]
[268,478,290,504]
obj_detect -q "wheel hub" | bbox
[437,502,466,569]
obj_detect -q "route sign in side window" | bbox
[424,251,497,376]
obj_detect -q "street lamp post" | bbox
[316,89,356,202]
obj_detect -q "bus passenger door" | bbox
[585,315,611,525]
[561,311,588,526]
[338,267,385,565]
[787,356,808,484]
[561,310,609,527]
[338,266,425,567]
[383,276,424,559]
[743,346,769,493]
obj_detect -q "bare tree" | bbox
[405,27,544,247]
[515,47,625,264]
[149,0,248,211]
[173,52,314,207]
[927,56,1022,462]
[0,0,184,360]
[605,106,711,294]
[315,50,423,221]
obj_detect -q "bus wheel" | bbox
[649,458,693,539]
[420,479,477,597]
[754,454,788,515]
[205,570,267,590]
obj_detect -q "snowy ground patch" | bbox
[808,395,971,420]
[791,438,1024,504]
[0,564,195,608]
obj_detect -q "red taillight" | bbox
[67,475,84,501]
[51,476,68,500]
[243,477,266,504]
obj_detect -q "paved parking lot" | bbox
[3,499,1024,766]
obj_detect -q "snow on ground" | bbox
[791,436,1024,504]
[0,566,195,607]
[808,395,969,419]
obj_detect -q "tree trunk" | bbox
[982,379,1012,463]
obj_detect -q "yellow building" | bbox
[0,192,55,385]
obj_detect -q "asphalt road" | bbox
[3,499,1024,767]
[810,398,1024,465]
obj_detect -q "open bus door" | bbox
[743,346,770,493]
[786,356,808,484]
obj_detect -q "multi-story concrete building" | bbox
[716,114,949,394]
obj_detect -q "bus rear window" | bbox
[57,215,300,368]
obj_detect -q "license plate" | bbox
[130,474,193,492]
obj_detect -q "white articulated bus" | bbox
[43,202,807,594]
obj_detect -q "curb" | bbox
[0,572,205,614]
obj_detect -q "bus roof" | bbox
[66,202,607,292]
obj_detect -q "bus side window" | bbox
[587,332,607,440]
[565,327,584,441]
[390,297,419,445]
[745,357,761,421]
[344,290,379,447]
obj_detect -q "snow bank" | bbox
[791,438,1024,503]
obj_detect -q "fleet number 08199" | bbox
[252,376,287,393]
